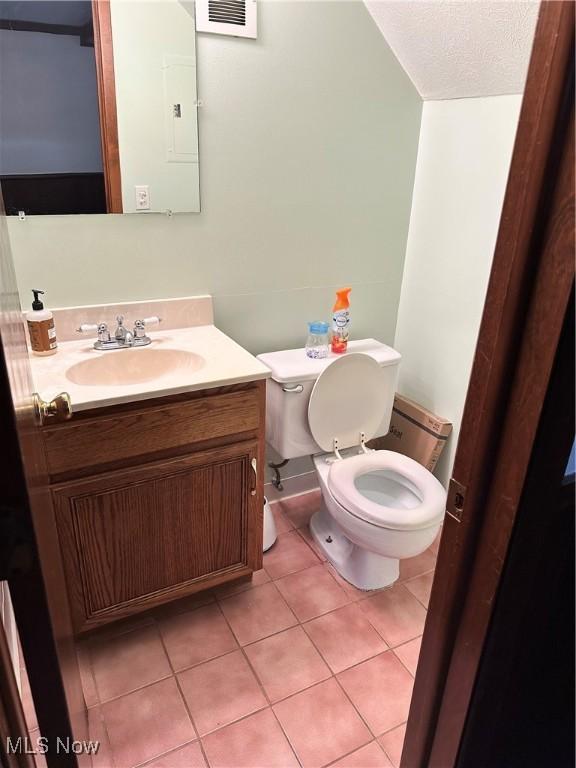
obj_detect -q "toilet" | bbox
[258,339,446,590]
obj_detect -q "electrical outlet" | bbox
[135,185,150,211]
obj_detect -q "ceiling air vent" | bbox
[196,0,257,39]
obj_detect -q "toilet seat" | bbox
[328,450,446,531]
[308,354,388,452]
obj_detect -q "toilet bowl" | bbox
[311,449,445,589]
[257,340,447,591]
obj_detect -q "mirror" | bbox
[0,0,200,216]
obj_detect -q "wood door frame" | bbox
[92,0,123,214]
[403,3,575,766]
[455,288,575,766]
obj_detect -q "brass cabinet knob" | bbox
[33,392,73,426]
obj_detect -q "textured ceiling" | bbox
[363,1,540,100]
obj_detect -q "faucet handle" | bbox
[97,322,110,342]
[133,319,146,339]
[77,322,110,342]
[133,316,161,340]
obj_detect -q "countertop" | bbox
[30,324,271,413]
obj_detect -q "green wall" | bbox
[7,1,421,355]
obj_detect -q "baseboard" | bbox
[264,471,319,502]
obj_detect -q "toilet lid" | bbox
[307,353,388,452]
[328,450,447,530]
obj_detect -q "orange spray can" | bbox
[331,288,351,354]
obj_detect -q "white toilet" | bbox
[258,339,446,590]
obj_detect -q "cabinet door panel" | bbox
[53,441,260,631]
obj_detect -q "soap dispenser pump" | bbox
[26,289,57,356]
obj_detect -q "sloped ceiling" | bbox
[363,1,540,100]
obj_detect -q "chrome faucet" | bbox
[77,315,162,350]
[114,315,133,345]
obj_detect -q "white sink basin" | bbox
[66,348,205,387]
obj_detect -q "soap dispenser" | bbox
[26,289,57,356]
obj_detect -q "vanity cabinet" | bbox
[40,382,265,634]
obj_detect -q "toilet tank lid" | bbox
[257,339,401,384]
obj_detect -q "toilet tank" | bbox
[257,339,401,460]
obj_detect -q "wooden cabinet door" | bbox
[52,440,262,633]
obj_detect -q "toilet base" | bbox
[310,507,399,591]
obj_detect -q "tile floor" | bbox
[24,490,438,768]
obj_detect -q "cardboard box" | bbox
[369,394,452,472]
